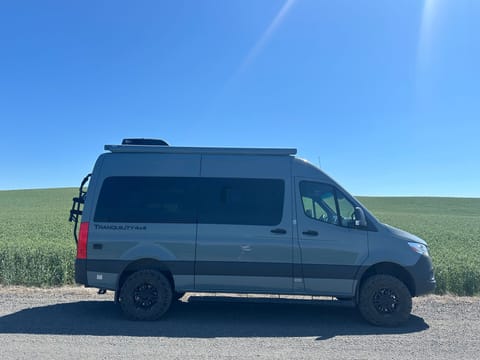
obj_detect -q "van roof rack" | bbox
[105,144,297,156]
[121,138,169,146]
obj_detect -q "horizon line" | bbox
[1,186,479,199]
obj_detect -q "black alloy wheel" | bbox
[372,287,400,314]
[119,270,173,321]
[133,283,159,310]
[359,274,412,327]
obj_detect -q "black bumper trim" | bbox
[75,259,88,285]
[407,255,436,296]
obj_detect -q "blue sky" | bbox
[0,0,479,197]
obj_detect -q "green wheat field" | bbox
[0,189,479,295]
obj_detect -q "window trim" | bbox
[299,180,371,231]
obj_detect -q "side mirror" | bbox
[354,207,367,227]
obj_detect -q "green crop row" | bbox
[0,189,479,295]
[0,188,77,286]
[0,241,75,286]
[360,197,480,296]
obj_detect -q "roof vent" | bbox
[121,138,169,146]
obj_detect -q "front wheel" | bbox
[358,274,412,327]
[118,270,173,321]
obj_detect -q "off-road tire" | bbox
[118,270,173,321]
[359,274,412,327]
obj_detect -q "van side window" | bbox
[198,178,284,226]
[300,181,359,228]
[94,177,196,223]
[336,191,358,228]
[300,182,339,225]
[94,177,284,226]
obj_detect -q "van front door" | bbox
[295,178,368,297]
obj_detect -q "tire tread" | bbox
[119,270,173,321]
[359,274,412,327]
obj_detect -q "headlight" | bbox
[408,242,430,257]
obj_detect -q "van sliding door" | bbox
[195,155,294,293]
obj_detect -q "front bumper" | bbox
[408,255,436,296]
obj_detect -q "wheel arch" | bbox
[356,262,416,300]
[115,258,174,301]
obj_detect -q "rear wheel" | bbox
[359,274,412,327]
[118,270,173,320]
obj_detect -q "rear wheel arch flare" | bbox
[116,258,174,292]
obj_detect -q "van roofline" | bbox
[104,145,297,156]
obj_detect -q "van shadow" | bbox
[0,296,429,339]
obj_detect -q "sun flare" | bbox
[418,0,439,70]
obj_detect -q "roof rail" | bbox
[105,145,297,156]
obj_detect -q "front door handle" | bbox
[271,228,287,234]
[302,230,318,236]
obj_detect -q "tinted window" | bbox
[94,176,284,226]
[94,177,196,223]
[198,178,284,226]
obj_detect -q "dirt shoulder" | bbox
[0,286,479,359]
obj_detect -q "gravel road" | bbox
[0,286,479,359]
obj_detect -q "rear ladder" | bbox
[69,173,91,243]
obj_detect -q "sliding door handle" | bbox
[271,228,287,234]
[302,230,318,236]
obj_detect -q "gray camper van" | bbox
[69,139,435,326]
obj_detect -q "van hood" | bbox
[383,223,427,246]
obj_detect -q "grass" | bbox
[0,189,76,286]
[358,196,480,295]
[0,189,479,295]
